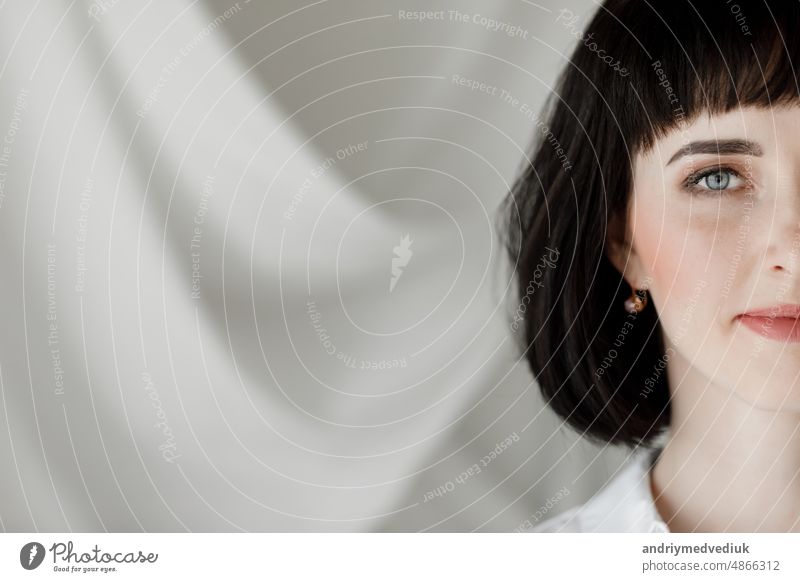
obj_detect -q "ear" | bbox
[605,210,648,290]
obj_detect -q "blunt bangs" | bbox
[607,0,800,153]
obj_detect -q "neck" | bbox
[651,348,800,532]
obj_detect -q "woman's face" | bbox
[612,104,800,409]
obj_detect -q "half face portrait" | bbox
[504,0,800,532]
[614,105,800,413]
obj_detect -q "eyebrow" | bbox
[666,139,764,166]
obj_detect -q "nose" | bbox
[763,178,800,275]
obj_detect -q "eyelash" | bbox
[681,165,745,196]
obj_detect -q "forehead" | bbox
[638,105,800,165]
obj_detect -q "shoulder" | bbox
[528,447,668,533]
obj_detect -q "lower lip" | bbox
[738,315,800,342]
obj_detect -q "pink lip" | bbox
[737,313,800,343]
[741,303,800,318]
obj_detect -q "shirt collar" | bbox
[531,444,669,532]
[571,445,669,532]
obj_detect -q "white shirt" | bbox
[530,447,669,532]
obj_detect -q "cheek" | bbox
[631,202,725,332]
[631,202,716,291]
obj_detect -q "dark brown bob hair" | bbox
[501,0,800,447]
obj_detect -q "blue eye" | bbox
[683,166,744,195]
[703,170,730,189]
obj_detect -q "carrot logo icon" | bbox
[390,234,413,292]
[20,542,45,570]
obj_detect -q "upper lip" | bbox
[740,303,800,318]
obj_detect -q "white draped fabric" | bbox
[0,0,627,531]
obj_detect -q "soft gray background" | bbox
[0,0,630,531]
